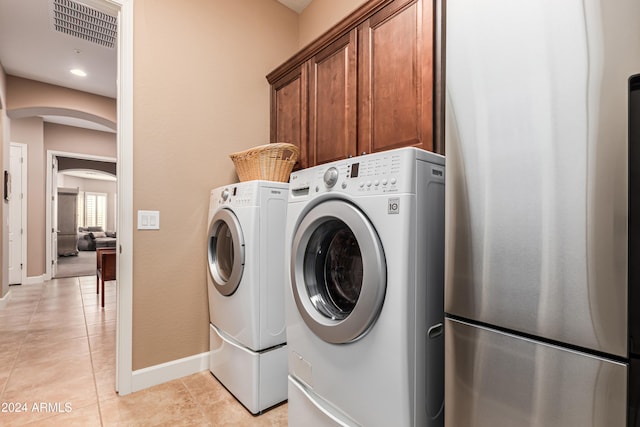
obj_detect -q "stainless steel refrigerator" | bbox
[444,0,640,425]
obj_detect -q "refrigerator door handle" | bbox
[427,323,443,339]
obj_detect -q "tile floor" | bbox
[0,276,287,426]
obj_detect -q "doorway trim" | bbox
[112,0,134,396]
[45,150,116,281]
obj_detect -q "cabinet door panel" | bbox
[271,66,308,169]
[309,30,357,166]
[359,0,433,154]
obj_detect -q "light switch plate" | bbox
[138,210,160,230]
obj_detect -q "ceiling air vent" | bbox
[52,0,117,48]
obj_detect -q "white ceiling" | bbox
[0,0,119,133]
[0,0,308,131]
[278,0,312,13]
[0,0,118,98]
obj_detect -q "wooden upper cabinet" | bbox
[267,0,436,168]
[269,65,308,169]
[309,30,358,166]
[358,0,433,154]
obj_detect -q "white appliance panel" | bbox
[288,375,359,427]
[209,325,287,414]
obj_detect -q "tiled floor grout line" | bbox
[79,276,106,427]
[180,375,211,422]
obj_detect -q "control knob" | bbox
[221,189,230,201]
[323,167,339,188]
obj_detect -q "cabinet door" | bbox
[270,65,308,169]
[359,0,434,154]
[308,30,358,166]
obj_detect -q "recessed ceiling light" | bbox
[70,69,87,77]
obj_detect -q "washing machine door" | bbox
[291,200,386,344]
[208,208,244,296]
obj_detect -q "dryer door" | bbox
[291,200,386,344]
[208,208,245,296]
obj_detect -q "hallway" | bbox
[0,277,287,426]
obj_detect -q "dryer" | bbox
[207,180,288,414]
[285,148,445,426]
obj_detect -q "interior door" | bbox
[8,143,25,285]
[57,189,78,256]
[290,200,386,344]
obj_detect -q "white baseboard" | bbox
[131,351,210,393]
[24,275,45,285]
[0,289,11,309]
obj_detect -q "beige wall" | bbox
[131,0,298,370]
[44,123,116,159]
[298,0,368,47]
[10,117,45,277]
[7,76,116,130]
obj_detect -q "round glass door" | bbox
[291,200,386,343]
[208,209,244,296]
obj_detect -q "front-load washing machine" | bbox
[207,180,288,414]
[285,147,445,426]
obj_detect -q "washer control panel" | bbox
[289,148,444,200]
[211,184,258,208]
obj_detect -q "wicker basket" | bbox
[229,143,299,182]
